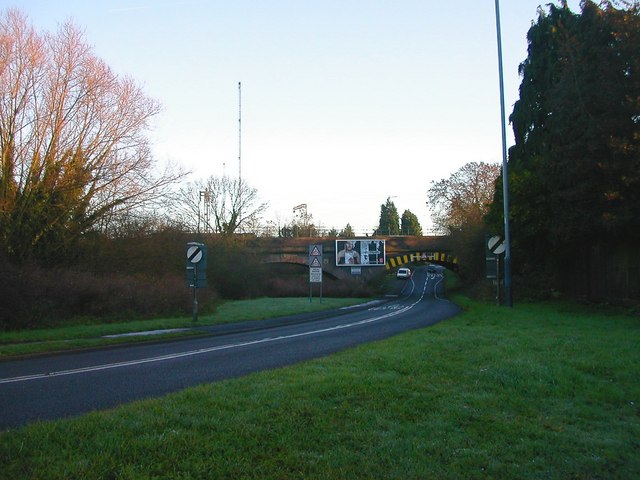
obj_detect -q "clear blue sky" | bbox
[3,0,581,234]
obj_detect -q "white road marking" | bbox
[103,328,192,338]
[0,278,432,385]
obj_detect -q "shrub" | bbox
[0,255,217,330]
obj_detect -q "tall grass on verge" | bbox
[1,299,638,479]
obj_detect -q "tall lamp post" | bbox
[198,190,210,235]
[494,0,513,307]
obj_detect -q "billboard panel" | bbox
[335,239,386,266]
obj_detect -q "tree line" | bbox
[1,0,639,318]
[429,1,639,301]
[491,0,639,301]
[0,8,423,329]
[0,8,426,269]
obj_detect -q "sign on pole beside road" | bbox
[309,245,323,284]
[186,242,207,323]
[488,235,506,255]
[309,244,323,302]
[486,235,505,280]
[485,235,505,305]
[185,242,207,288]
[186,244,204,264]
[309,268,322,283]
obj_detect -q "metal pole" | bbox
[192,266,198,323]
[237,82,243,234]
[494,0,513,307]
[238,81,242,183]
[197,194,201,234]
[496,256,500,306]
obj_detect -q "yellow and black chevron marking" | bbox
[385,252,458,270]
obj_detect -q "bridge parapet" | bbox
[257,236,457,277]
[249,235,450,254]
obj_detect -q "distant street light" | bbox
[198,190,210,234]
[494,0,513,307]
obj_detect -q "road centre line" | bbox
[0,282,430,385]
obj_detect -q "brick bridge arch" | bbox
[262,253,353,280]
[253,236,457,280]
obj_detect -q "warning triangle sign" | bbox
[310,257,322,267]
[310,246,321,256]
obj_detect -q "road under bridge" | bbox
[251,236,458,280]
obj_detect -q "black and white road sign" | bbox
[186,245,204,263]
[186,242,207,288]
[309,244,323,284]
[309,268,322,283]
[488,235,506,255]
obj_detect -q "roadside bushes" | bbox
[0,255,211,330]
[207,237,267,299]
[262,264,378,298]
[0,231,383,330]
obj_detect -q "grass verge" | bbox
[0,297,369,357]
[1,297,638,478]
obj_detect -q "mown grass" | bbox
[0,297,368,357]
[1,297,638,479]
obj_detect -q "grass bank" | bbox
[1,297,638,478]
[0,297,369,357]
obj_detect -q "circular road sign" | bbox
[488,235,506,255]
[186,245,203,264]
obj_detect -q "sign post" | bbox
[186,242,207,322]
[486,235,506,305]
[309,244,323,302]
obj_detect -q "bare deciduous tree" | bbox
[176,175,268,236]
[0,9,184,261]
[427,162,501,234]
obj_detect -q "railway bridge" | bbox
[250,236,457,281]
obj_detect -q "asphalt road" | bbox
[0,266,460,430]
